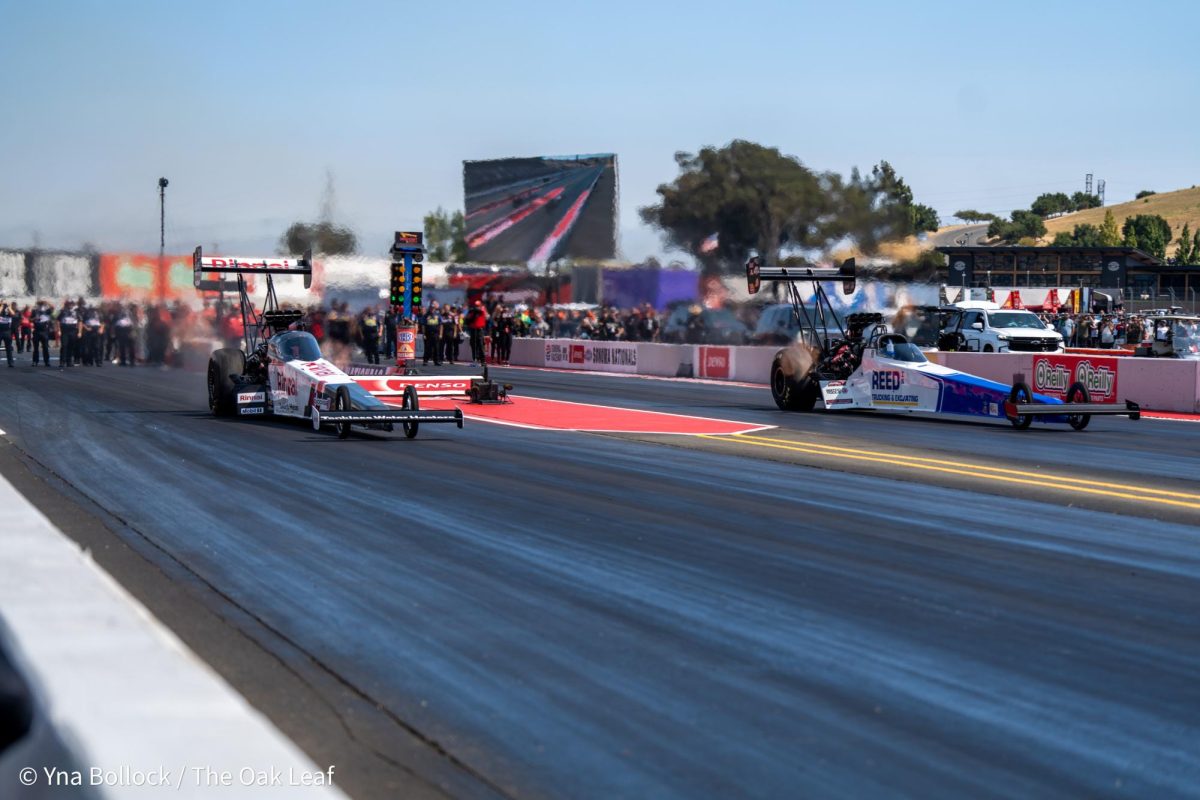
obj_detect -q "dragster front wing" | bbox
[311,407,464,431]
[1005,399,1141,420]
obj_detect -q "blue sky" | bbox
[1,0,1197,261]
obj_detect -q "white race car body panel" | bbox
[268,358,356,419]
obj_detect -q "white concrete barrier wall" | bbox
[509,339,1200,413]
[0,471,346,799]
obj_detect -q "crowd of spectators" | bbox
[296,297,668,365]
[1037,309,1199,348]
[7,292,1195,370]
[0,297,219,368]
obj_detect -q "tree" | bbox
[953,209,999,223]
[1135,189,1157,199]
[278,221,358,256]
[423,207,467,261]
[1053,223,1103,247]
[1030,192,1074,217]
[1070,192,1101,211]
[910,202,940,234]
[640,141,840,271]
[1099,209,1121,246]
[641,146,935,271]
[1122,214,1172,258]
[277,170,359,256]
[1175,223,1194,264]
[987,209,1047,243]
[836,160,937,251]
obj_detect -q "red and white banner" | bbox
[353,375,478,397]
[544,340,638,373]
[697,346,732,379]
[1032,354,1119,403]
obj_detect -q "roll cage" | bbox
[746,256,880,378]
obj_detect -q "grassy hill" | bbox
[1041,185,1200,255]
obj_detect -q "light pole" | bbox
[158,177,168,300]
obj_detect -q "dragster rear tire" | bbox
[402,385,419,439]
[207,348,245,417]
[1066,381,1091,431]
[1008,382,1033,430]
[770,353,818,412]
[334,386,352,439]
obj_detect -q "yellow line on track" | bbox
[698,434,1200,511]
[732,434,1200,501]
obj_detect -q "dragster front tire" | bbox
[1066,381,1091,431]
[402,385,419,439]
[1007,382,1033,430]
[207,348,245,417]
[770,354,818,412]
[334,386,352,439]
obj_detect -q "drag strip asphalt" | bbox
[0,363,1198,799]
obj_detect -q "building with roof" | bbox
[935,246,1200,303]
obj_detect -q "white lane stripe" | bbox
[0,428,6,435]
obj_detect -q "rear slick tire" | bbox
[1066,381,1091,431]
[207,348,245,417]
[770,354,818,412]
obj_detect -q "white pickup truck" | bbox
[939,301,1064,353]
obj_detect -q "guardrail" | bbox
[509,338,1200,413]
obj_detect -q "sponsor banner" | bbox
[543,340,638,373]
[698,346,732,380]
[1032,354,1119,403]
[352,375,477,396]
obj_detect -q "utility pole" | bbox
[158,177,169,300]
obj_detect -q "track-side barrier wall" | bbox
[510,338,1200,413]
[0,470,345,799]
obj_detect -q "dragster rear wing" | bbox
[746,256,856,295]
[193,246,313,290]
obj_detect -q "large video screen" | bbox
[463,154,617,263]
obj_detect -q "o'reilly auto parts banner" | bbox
[544,340,638,373]
[1033,354,1119,403]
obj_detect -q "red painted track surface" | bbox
[1142,411,1200,422]
[385,395,773,435]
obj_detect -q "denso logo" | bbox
[871,370,903,391]
[389,379,471,391]
[1076,360,1116,398]
[1034,359,1070,392]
